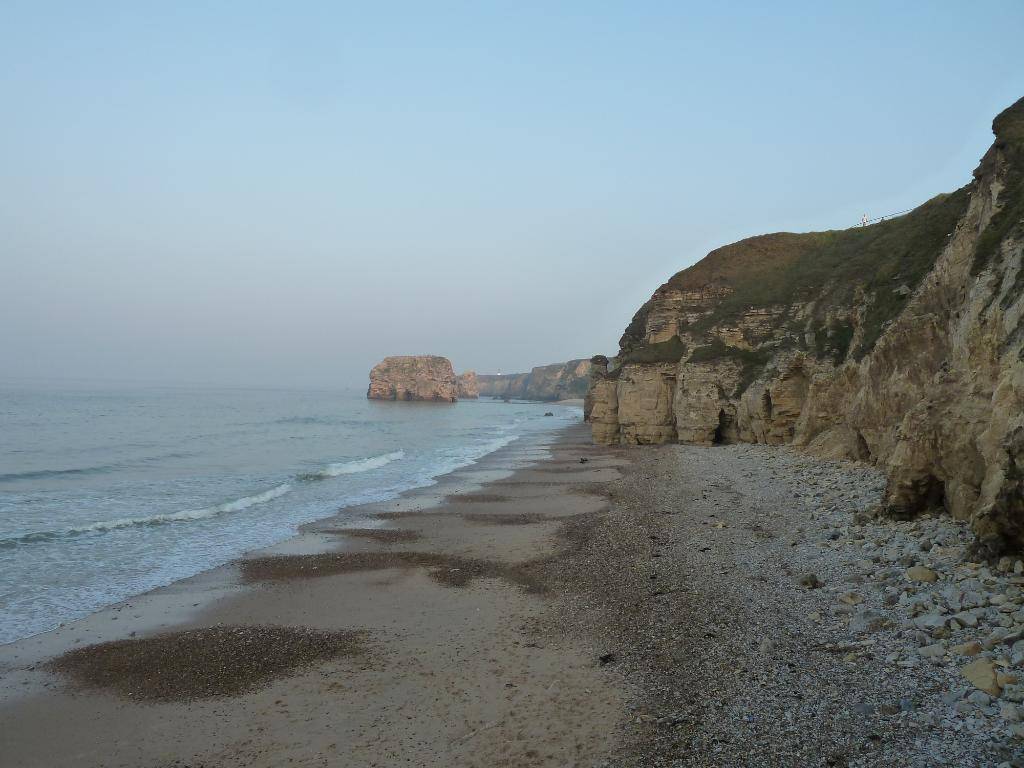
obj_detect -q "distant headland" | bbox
[367,356,592,403]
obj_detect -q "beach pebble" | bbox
[907,565,939,583]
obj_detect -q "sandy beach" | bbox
[0,423,630,767]
[4,421,1023,766]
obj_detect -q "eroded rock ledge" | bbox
[588,97,1024,552]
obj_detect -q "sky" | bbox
[2,1,1023,389]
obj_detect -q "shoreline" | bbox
[0,399,583,647]
[0,413,581,656]
[3,423,1022,765]
[0,420,633,767]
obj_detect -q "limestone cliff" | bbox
[456,371,480,399]
[590,98,1024,552]
[367,356,458,402]
[477,360,593,401]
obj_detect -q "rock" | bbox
[953,611,979,628]
[942,688,967,705]
[985,627,1014,648]
[543,412,554,417]
[905,630,931,647]
[456,371,480,399]
[960,658,1001,696]
[839,591,864,606]
[1001,702,1022,722]
[952,640,983,656]
[914,613,947,632]
[799,573,823,589]
[367,356,458,402]
[906,565,939,583]
[918,643,945,659]
[1004,684,1024,703]
[849,609,888,634]
[997,671,1019,688]
[967,690,992,706]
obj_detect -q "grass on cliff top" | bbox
[621,186,971,361]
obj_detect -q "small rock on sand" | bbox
[961,658,1001,696]
[906,565,939,583]
[799,573,822,589]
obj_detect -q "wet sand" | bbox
[0,423,630,767]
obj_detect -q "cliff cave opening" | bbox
[762,391,774,420]
[889,473,947,519]
[856,431,872,462]
[917,474,947,513]
[713,409,733,445]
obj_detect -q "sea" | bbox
[0,383,583,644]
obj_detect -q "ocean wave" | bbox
[0,465,117,483]
[299,450,404,481]
[0,483,292,548]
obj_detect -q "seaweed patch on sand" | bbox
[375,510,459,521]
[444,493,509,503]
[324,528,423,543]
[240,551,547,593]
[45,625,364,702]
[460,512,550,525]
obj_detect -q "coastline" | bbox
[0,395,583,646]
[0,420,633,767]
[3,422,1021,765]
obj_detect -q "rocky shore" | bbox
[3,424,1023,766]
[572,442,1024,766]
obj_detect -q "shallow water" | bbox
[0,383,581,643]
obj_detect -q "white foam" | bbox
[305,450,405,479]
[8,483,295,542]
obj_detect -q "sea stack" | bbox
[367,356,458,402]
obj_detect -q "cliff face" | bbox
[456,371,480,399]
[367,356,458,402]
[590,98,1024,552]
[477,359,593,401]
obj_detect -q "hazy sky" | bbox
[2,2,1023,388]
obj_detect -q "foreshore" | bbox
[0,422,630,767]
[2,423,1022,766]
